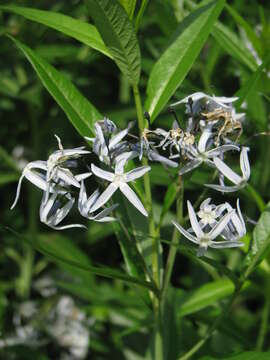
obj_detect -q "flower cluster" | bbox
[11,92,249,255]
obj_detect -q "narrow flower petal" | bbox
[92,204,118,222]
[49,223,87,230]
[240,147,250,180]
[179,159,201,175]
[57,168,80,188]
[210,241,243,248]
[75,172,92,182]
[172,220,199,244]
[148,151,178,168]
[214,157,242,185]
[208,211,234,240]
[125,166,151,182]
[10,173,25,210]
[206,144,239,157]
[187,201,204,238]
[91,164,114,182]
[204,183,244,193]
[52,197,75,226]
[109,128,129,149]
[90,183,118,213]
[119,183,148,217]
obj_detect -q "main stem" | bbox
[132,84,163,360]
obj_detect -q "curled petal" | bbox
[240,147,250,180]
[204,183,245,193]
[214,157,242,185]
[57,168,80,188]
[10,173,25,210]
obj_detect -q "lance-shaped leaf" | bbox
[8,36,101,137]
[85,0,141,85]
[145,0,225,121]
[0,5,111,58]
[245,202,270,278]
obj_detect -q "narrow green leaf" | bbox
[119,0,137,20]
[85,0,141,85]
[5,226,158,293]
[178,279,244,317]
[0,5,111,58]
[135,0,149,32]
[145,0,225,121]
[8,36,101,137]
[225,4,262,57]
[159,182,178,227]
[245,202,270,278]
[212,22,258,71]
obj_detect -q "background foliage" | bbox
[0,0,270,359]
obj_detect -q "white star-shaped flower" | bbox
[90,161,150,217]
[172,200,242,256]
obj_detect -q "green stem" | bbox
[132,84,163,359]
[245,184,265,212]
[256,276,270,350]
[161,177,183,307]
[135,0,149,33]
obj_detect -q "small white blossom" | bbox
[172,200,242,256]
[39,191,86,230]
[90,162,150,217]
[205,147,250,192]
[78,180,118,222]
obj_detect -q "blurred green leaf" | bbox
[245,202,270,278]
[8,36,101,137]
[178,279,245,317]
[235,53,270,109]
[225,4,262,57]
[0,172,19,187]
[6,226,158,293]
[212,22,258,71]
[145,0,225,121]
[159,182,178,228]
[119,0,137,20]
[85,0,141,85]
[200,351,270,360]
[0,5,112,58]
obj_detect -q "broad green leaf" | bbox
[85,0,141,85]
[245,202,270,278]
[119,0,137,20]
[212,23,258,72]
[200,351,270,360]
[0,5,111,58]
[225,4,262,57]
[145,0,225,121]
[5,226,158,293]
[8,36,101,137]
[178,279,246,317]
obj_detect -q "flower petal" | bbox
[10,173,25,210]
[179,159,201,175]
[172,220,199,244]
[210,240,243,248]
[240,147,250,180]
[187,201,204,238]
[214,157,242,185]
[204,183,245,193]
[208,211,234,240]
[91,164,114,182]
[125,166,151,182]
[90,183,118,213]
[57,168,80,188]
[119,183,148,217]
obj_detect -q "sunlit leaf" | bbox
[0,5,111,58]
[145,0,225,121]
[85,0,141,85]
[119,0,137,20]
